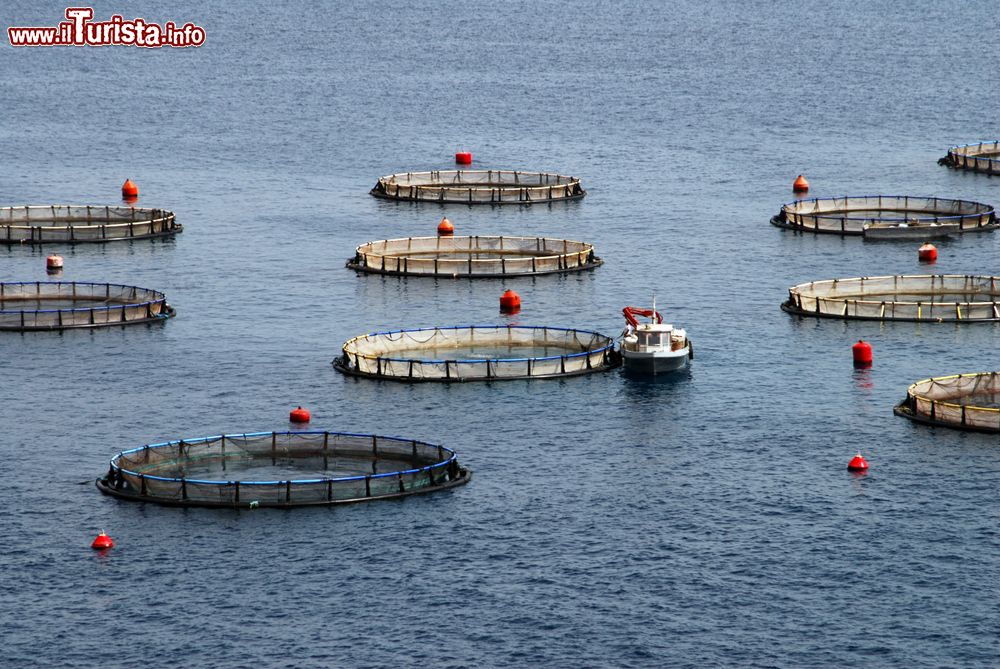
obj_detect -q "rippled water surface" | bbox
[3,1,1000,667]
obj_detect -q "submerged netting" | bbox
[782,275,1000,322]
[95,431,470,508]
[370,170,585,204]
[347,236,602,277]
[895,373,1000,432]
[939,141,1000,175]
[335,325,620,381]
[0,281,174,330]
[770,196,996,236]
[0,205,181,243]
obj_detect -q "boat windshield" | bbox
[638,331,662,347]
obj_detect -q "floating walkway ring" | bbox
[95,430,471,508]
[0,205,181,244]
[939,141,1000,175]
[782,274,1000,322]
[770,195,996,236]
[347,235,602,277]
[0,281,174,331]
[335,325,621,382]
[370,170,585,204]
[894,372,1000,432]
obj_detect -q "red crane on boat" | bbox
[623,306,662,328]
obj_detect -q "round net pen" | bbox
[939,141,1000,175]
[0,205,181,244]
[0,281,174,330]
[370,170,585,204]
[335,325,621,382]
[347,235,602,277]
[770,195,996,237]
[782,275,1000,322]
[95,431,471,508]
[895,373,1000,432]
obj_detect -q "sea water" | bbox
[2,1,1000,666]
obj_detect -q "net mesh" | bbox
[896,373,1000,432]
[336,325,619,381]
[348,236,601,277]
[771,196,996,235]
[0,281,173,330]
[940,141,1000,175]
[0,205,180,243]
[370,170,585,204]
[783,275,1000,321]
[97,431,469,507]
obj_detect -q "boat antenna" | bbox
[652,295,656,323]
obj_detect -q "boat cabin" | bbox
[632,323,673,350]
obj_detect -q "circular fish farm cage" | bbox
[0,205,181,244]
[939,141,1000,175]
[95,431,470,508]
[335,325,620,382]
[894,373,1000,432]
[370,170,585,204]
[782,275,1000,322]
[770,196,996,236]
[346,235,602,277]
[0,281,174,330]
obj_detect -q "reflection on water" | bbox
[852,367,874,391]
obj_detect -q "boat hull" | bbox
[862,223,959,240]
[621,348,689,374]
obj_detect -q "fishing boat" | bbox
[862,220,959,240]
[620,301,691,374]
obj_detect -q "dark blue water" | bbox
[3,1,1000,666]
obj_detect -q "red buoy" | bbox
[121,179,139,198]
[437,217,454,236]
[792,174,809,193]
[91,531,114,550]
[455,152,473,165]
[499,289,521,314]
[847,452,869,472]
[289,406,311,423]
[852,339,872,368]
[918,242,938,263]
[46,254,64,270]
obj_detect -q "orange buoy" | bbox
[121,179,139,198]
[91,531,114,550]
[499,289,521,314]
[792,174,809,193]
[437,217,454,236]
[847,452,869,472]
[455,152,473,165]
[289,406,311,423]
[46,254,64,270]
[852,339,872,368]
[918,242,938,262]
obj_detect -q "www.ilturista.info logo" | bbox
[7,7,205,48]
